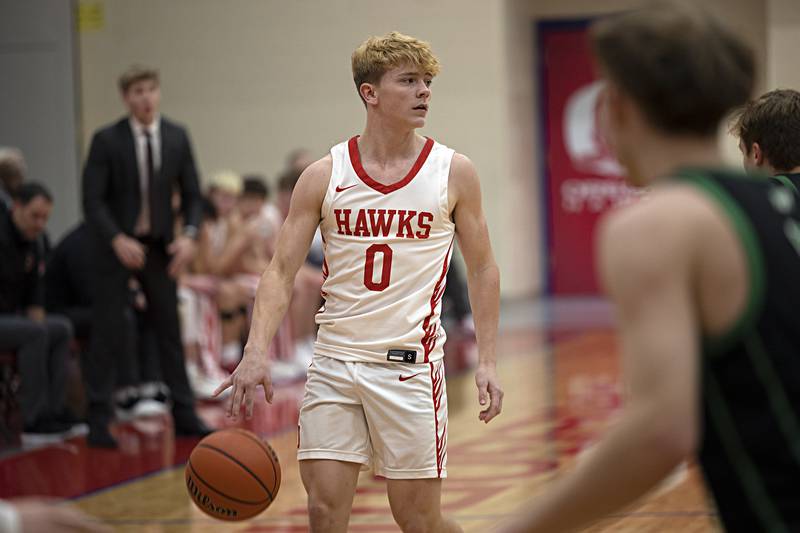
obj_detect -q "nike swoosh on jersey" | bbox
[335,183,358,192]
[398,372,422,382]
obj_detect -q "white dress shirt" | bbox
[129,116,161,236]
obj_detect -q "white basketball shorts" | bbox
[297,355,448,479]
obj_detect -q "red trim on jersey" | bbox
[321,233,329,281]
[429,361,446,478]
[348,135,434,194]
[421,239,454,362]
[318,234,329,312]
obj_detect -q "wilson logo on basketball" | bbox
[186,475,238,519]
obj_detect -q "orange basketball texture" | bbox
[185,428,281,521]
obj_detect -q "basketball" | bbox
[185,428,281,521]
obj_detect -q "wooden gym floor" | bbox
[0,299,719,531]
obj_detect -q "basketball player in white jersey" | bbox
[214,32,502,532]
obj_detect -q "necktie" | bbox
[145,130,155,235]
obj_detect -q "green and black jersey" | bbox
[772,172,800,196]
[676,168,800,533]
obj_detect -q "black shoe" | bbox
[87,425,118,449]
[23,418,72,435]
[174,419,213,438]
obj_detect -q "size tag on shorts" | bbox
[387,349,417,363]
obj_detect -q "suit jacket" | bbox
[82,116,202,257]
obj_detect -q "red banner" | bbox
[539,22,638,295]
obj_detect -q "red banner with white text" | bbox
[539,21,638,295]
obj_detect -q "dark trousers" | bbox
[135,317,163,385]
[61,305,161,388]
[85,241,196,427]
[0,314,73,426]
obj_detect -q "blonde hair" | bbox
[208,170,242,195]
[351,32,440,101]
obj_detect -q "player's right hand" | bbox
[213,345,274,420]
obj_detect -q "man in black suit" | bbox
[82,65,211,448]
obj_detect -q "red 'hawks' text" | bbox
[334,209,433,239]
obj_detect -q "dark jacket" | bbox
[45,222,94,333]
[0,209,46,313]
[81,116,202,251]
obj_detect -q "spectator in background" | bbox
[192,172,252,368]
[232,176,276,275]
[217,176,279,366]
[177,172,243,399]
[246,174,284,260]
[182,171,302,388]
[285,148,314,175]
[0,183,76,438]
[274,167,323,367]
[194,171,281,276]
[0,148,26,213]
[732,88,800,182]
[199,170,241,270]
[81,64,210,448]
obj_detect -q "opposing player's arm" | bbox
[450,154,503,422]
[246,156,331,352]
[503,199,700,532]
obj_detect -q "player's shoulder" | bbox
[599,184,718,288]
[302,154,333,181]
[602,183,716,242]
[446,153,481,210]
[449,152,476,175]
[447,152,480,196]
[293,155,333,201]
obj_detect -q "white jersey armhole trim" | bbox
[320,147,341,223]
[440,146,457,229]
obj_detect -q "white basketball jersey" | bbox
[314,135,456,364]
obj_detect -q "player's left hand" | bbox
[167,236,197,278]
[475,363,503,423]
